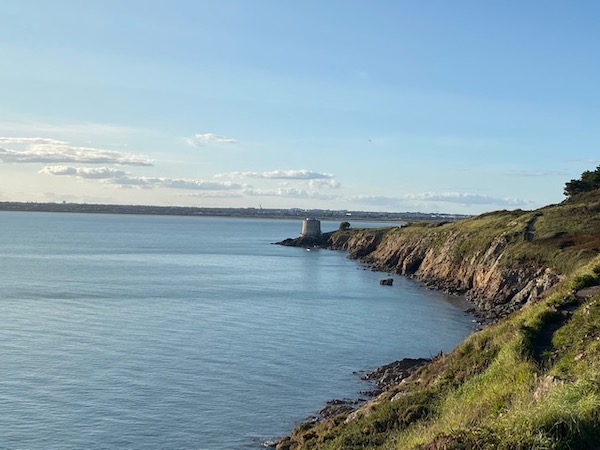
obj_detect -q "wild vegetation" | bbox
[564,165,600,199]
[277,172,600,449]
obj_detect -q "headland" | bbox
[273,185,600,449]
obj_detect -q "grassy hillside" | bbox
[338,190,600,276]
[278,190,600,449]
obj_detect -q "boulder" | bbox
[362,357,430,391]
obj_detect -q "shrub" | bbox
[564,165,600,198]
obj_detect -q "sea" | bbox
[0,212,476,449]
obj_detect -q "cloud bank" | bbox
[354,192,533,208]
[185,133,237,146]
[41,165,243,191]
[309,179,341,189]
[213,169,341,199]
[39,163,341,202]
[40,166,129,179]
[0,137,66,146]
[217,169,335,180]
[3,133,343,204]
[403,192,529,206]
[244,186,337,200]
[0,136,153,166]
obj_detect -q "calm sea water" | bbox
[0,212,475,449]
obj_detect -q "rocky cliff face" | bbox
[327,226,561,320]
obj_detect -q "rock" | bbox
[379,278,394,286]
[326,227,562,322]
[575,286,600,299]
[262,438,280,447]
[274,232,333,248]
[359,389,381,397]
[362,358,430,391]
[319,402,355,419]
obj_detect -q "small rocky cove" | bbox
[270,230,470,449]
[276,223,561,323]
[271,219,565,448]
[265,357,431,449]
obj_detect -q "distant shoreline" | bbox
[0,201,468,222]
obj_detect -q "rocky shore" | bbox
[276,223,561,322]
[266,357,430,449]
[275,232,333,249]
[270,232,468,449]
[271,219,565,448]
[275,232,486,323]
[360,357,431,393]
[269,185,600,449]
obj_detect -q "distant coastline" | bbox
[0,201,468,222]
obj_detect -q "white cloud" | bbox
[0,137,66,146]
[404,192,531,206]
[0,136,153,166]
[351,195,401,207]
[182,192,245,199]
[217,169,335,180]
[41,165,243,191]
[185,133,237,146]
[244,186,337,200]
[40,166,129,178]
[353,192,533,208]
[309,179,341,189]
[158,178,243,191]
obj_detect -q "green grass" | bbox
[282,191,600,450]
[346,191,600,276]
[288,270,600,448]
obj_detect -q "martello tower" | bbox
[300,217,322,238]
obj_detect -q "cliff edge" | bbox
[276,188,600,449]
[325,211,564,322]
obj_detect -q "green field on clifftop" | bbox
[279,185,600,449]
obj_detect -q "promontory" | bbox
[275,165,600,449]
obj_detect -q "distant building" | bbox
[301,217,322,238]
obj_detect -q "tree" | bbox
[564,165,600,198]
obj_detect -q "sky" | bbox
[0,1,599,214]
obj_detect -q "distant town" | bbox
[0,201,469,223]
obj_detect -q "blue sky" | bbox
[0,1,598,214]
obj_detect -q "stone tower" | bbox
[300,217,322,238]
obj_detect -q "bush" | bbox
[564,165,600,198]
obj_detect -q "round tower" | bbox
[301,217,322,237]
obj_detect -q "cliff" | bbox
[325,212,563,321]
[276,191,600,449]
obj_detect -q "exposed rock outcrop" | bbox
[325,226,562,321]
[274,195,600,449]
[361,357,430,392]
[275,232,333,248]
